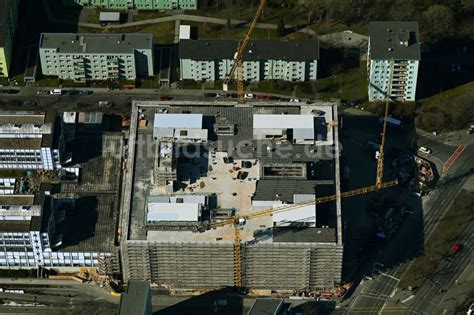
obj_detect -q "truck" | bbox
[379,116,402,128]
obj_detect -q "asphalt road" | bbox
[0,86,305,115]
[407,221,474,314]
[343,140,473,314]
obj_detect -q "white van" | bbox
[50,89,62,95]
[418,146,432,155]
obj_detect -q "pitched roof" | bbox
[369,21,420,60]
[179,39,319,61]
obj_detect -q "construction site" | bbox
[120,100,344,292]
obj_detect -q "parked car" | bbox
[244,93,254,99]
[236,171,249,180]
[204,93,217,98]
[229,93,238,98]
[223,157,234,164]
[79,90,93,96]
[5,89,19,94]
[36,90,49,95]
[241,161,252,168]
[7,100,23,106]
[49,89,62,95]
[65,90,78,96]
[98,100,113,108]
[216,93,227,98]
[159,96,172,101]
[418,146,432,155]
[290,98,300,103]
[22,100,37,106]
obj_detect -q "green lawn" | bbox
[136,21,175,43]
[317,66,368,102]
[399,190,474,289]
[188,5,301,25]
[179,80,203,90]
[131,10,170,22]
[36,77,60,88]
[186,21,276,40]
[418,81,474,131]
[79,21,175,44]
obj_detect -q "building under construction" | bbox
[120,101,343,292]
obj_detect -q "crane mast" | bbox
[376,59,395,188]
[223,0,267,103]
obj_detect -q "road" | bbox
[0,278,118,314]
[343,136,473,314]
[406,220,474,314]
[0,86,309,116]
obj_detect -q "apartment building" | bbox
[179,39,319,82]
[39,33,154,82]
[368,22,421,102]
[63,0,197,10]
[0,0,20,77]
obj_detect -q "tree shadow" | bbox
[417,39,474,99]
[318,46,360,79]
[9,0,81,78]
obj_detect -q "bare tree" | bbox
[422,5,455,42]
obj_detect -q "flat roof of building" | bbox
[153,113,203,129]
[99,12,120,22]
[253,114,314,129]
[179,25,191,40]
[273,227,336,243]
[248,298,283,315]
[179,39,320,61]
[148,203,199,222]
[369,21,420,60]
[253,179,317,203]
[126,102,340,244]
[119,280,150,315]
[40,33,153,54]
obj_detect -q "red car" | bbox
[452,243,463,253]
[159,96,172,101]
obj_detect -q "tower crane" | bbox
[201,179,398,288]
[214,1,399,290]
[375,59,395,188]
[223,0,266,103]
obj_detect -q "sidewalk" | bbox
[416,127,474,148]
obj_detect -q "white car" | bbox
[49,89,62,95]
[244,93,254,99]
[418,146,432,155]
[467,303,474,315]
[290,98,300,103]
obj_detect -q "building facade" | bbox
[39,33,154,82]
[179,40,319,82]
[0,0,20,77]
[368,22,420,102]
[63,0,197,10]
